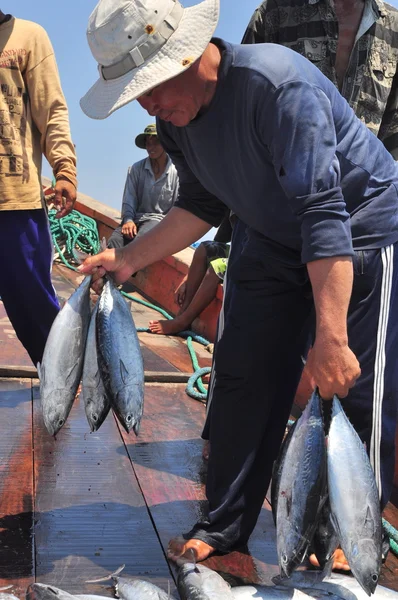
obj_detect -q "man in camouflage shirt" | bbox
[243,0,398,158]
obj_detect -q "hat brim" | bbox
[135,131,157,149]
[80,0,219,120]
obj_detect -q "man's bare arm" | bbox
[78,206,212,287]
[305,256,361,399]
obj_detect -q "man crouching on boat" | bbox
[79,0,398,571]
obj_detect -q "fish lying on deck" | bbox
[328,397,382,596]
[96,279,144,434]
[81,302,111,432]
[231,584,342,600]
[276,389,327,577]
[26,583,79,600]
[86,564,175,600]
[273,570,398,600]
[177,562,235,599]
[37,275,92,436]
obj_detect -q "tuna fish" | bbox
[38,276,92,436]
[81,302,111,432]
[96,279,144,434]
[26,584,78,600]
[231,585,341,600]
[177,562,235,599]
[86,565,175,600]
[276,389,327,577]
[273,571,398,600]
[327,397,382,596]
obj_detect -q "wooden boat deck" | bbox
[0,263,396,598]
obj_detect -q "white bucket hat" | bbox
[80,0,220,120]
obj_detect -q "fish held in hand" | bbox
[276,388,327,577]
[38,276,91,436]
[327,396,382,596]
[82,302,111,432]
[96,279,144,434]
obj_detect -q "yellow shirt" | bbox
[0,16,77,210]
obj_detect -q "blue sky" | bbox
[14,0,261,212]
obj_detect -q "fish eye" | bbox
[282,554,288,563]
[92,414,98,422]
[126,414,132,422]
[372,575,378,582]
[58,419,64,427]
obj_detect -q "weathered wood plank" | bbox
[0,379,34,596]
[32,385,174,595]
[119,383,279,588]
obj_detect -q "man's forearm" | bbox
[123,206,212,272]
[307,256,353,343]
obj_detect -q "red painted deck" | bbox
[0,263,396,598]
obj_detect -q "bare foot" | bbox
[149,317,190,335]
[167,536,215,564]
[202,440,210,461]
[309,548,351,571]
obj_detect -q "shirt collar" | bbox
[144,155,172,175]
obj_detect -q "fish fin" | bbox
[86,564,125,583]
[72,248,90,264]
[36,362,42,380]
[65,362,80,386]
[119,359,129,384]
[100,237,107,252]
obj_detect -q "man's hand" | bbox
[122,221,137,238]
[305,336,361,400]
[78,248,133,294]
[53,179,77,219]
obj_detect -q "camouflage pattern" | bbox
[242,0,398,159]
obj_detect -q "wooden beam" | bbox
[0,365,197,384]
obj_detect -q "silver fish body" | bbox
[38,276,91,435]
[96,280,144,434]
[231,585,340,600]
[273,571,397,600]
[177,563,235,600]
[271,419,298,524]
[81,302,111,432]
[276,389,327,577]
[328,397,382,596]
[0,595,19,600]
[26,584,77,600]
[114,577,175,600]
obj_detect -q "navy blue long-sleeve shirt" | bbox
[157,39,398,264]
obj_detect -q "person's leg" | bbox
[168,234,314,561]
[343,245,398,509]
[107,225,127,249]
[0,209,60,365]
[177,242,212,314]
[202,218,248,448]
[149,266,221,335]
[134,217,161,238]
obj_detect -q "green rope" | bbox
[48,208,101,270]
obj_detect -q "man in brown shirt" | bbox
[0,10,77,365]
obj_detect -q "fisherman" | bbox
[107,123,179,248]
[0,10,77,366]
[239,0,398,569]
[242,0,398,159]
[79,0,398,571]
